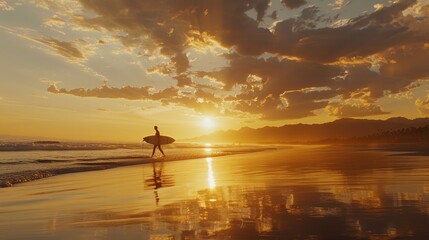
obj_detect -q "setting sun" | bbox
[202,117,215,129]
[1,1,429,239]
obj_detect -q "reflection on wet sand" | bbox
[144,162,175,206]
[115,153,429,239]
[148,183,429,239]
[150,149,429,239]
[2,146,429,239]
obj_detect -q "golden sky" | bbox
[1,0,429,142]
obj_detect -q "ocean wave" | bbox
[0,155,143,165]
[0,161,27,165]
[0,141,259,152]
[0,142,140,152]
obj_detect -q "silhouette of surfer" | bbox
[151,126,165,158]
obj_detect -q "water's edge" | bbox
[0,148,274,188]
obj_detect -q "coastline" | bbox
[1,145,429,239]
[0,147,274,188]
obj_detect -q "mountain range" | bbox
[189,117,429,143]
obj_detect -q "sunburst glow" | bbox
[201,117,215,129]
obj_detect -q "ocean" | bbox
[0,141,264,187]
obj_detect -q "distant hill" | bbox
[189,117,429,143]
[341,125,429,144]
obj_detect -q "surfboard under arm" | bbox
[143,135,175,145]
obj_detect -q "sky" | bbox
[1,0,429,142]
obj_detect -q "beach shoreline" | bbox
[0,147,274,188]
[1,145,429,239]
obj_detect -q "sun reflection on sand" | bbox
[206,157,216,189]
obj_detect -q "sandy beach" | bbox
[1,145,429,239]
[0,144,270,187]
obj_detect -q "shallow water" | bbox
[0,143,258,187]
[0,145,429,239]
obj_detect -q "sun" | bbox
[202,117,215,129]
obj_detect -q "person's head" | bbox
[154,126,158,130]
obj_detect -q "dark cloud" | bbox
[380,44,429,81]
[201,54,340,119]
[74,0,428,63]
[174,74,193,87]
[272,0,428,62]
[73,0,428,62]
[210,53,341,91]
[172,53,190,74]
[50,0,429,120]
[235,89,335,120]
[204,51,424,119]
[253,0,271,21]
[334,65,408,100]
[281,0,307,9]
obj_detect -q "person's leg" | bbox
[158,145,165,156]
[151,144,156,157]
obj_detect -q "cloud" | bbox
[44,15,66,27]
[415,94,429,115]
[203,48,426,119]
[374,3,384,11]
[197,54,339,119]
[36,0,429,120]
[73,0,428,63]
[47,82,222,115]
[0,0,14,11]
[235,89,336,120]
[0,24,91,62]
[329,0,351,10]
[281,0,307,9]
[35,38,86,61]
[326,102,389,118]
[380,44,429,81]
[48,83,154,100]
[272,0,428,62]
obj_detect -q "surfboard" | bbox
[143,135,175,145]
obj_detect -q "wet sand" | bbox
[0,146,270,187]
[1,145,429,239]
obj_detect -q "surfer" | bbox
[151,126,165,157]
